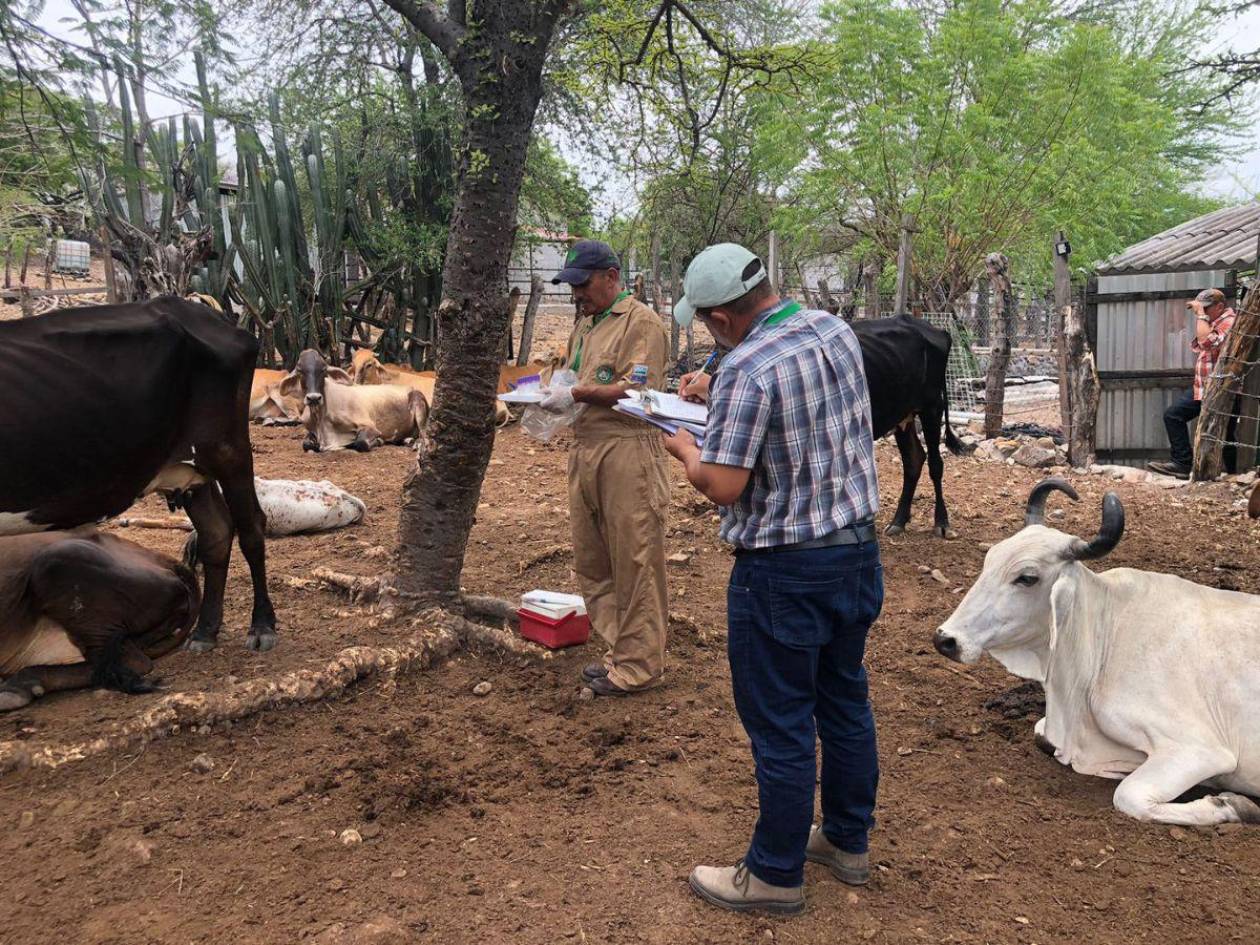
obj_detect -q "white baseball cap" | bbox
[673,243,768,327]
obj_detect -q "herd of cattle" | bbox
[0,297,1257,828]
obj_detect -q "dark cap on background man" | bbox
[552,239,621,285]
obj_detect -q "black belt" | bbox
[736,521,877,555]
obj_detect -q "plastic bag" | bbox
[520,369,583,442]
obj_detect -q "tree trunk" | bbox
[1064,303,1099,467]
[983,252,1013,439]
[1053,232,1072,442]
[1193,291,1260,480]
[517,275,542,365]
[392,1,560,605]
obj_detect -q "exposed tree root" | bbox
[111,516,196,531]
[0,604,546,777]
[516,544,569,574]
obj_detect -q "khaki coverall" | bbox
[565,293,671,691]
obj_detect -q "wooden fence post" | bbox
[863,255,882,318]
[516,275,543,366]
[817,277,836,314]
[1193,287,1260,480]
[894,213,915,315]
[1064,300,1100,467]
[650,233,663,311]
[100,226,118,304]
[669,247,681,361]
[1053,232,1073,442]
[983,252,1013,438]
[767,231,780,295]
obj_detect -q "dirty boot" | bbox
[805,826,870,886]
[688,862,805,916]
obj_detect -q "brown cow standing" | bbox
[0,531,200,710]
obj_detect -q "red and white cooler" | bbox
[517,590,591,649]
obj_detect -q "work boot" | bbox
[580,663,609,682]
[688,862,805,916]
[805,826,870,886]
[586,675,632,697]
[1146,460,1190,480]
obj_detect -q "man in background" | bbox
[1149,287,1236,478]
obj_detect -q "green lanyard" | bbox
[763,300,802,327]
[572,290,630,372]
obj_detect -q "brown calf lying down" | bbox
[249,368,304,424]
[282,349,429,453]
[0,531,200,711]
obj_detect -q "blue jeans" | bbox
[1163,390,1200,469]
[727,541,884,888]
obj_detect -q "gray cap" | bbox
[673,243,768,327]
[1194,288,1227,308]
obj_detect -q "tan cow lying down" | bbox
[249,368,303,424]
[282,349,429,453]
[350,350,558,427]
[0,531,199,711]
[255,478,366,535]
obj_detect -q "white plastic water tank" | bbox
[53,239,91,274]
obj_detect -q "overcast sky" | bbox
[33,0,1260,204]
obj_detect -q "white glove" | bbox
[539,386,575,412]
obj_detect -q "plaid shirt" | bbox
[1191,307,1236,400]
[701,300,879,549]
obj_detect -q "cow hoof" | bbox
[1217,792,1260,823]
[0,688,34,711]
[302,440,320,453]
[186,636,218,654]
[935,525,959,539]
[246,630,278,652]
[884,523,906,536]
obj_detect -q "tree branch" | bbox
[379,0,463,61]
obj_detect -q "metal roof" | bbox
[1097,202,1260,275]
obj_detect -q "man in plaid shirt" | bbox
[1149,287,1237,478]
[663,243,883,916]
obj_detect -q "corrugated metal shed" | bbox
[1097,202,1260,275]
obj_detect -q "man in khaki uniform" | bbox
[546,240,670,696]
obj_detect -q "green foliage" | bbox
[520,136,595,237]
[777,0,1241,301]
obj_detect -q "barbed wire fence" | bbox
[1192,289,1260,479]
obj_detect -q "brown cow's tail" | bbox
[182,531,200,571]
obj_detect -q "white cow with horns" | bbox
[933,478,1260,826]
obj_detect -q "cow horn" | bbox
[1024,477,1080,526]
[1068,492,1125,561]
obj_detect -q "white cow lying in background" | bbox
[254,478,365,535]
[933,478,1260,827]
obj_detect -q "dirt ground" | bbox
[3,419,1260,945]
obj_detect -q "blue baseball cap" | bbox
[552,239,621,285]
